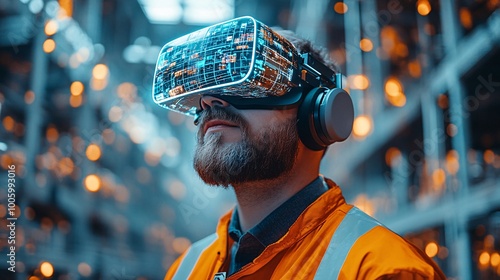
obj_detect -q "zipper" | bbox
[223,236,257,279]
[210,252,221,277]
[212,230,231,280]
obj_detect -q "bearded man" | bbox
[154,16,445,280]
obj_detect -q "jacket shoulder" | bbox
[344,222,446,279]
[345,226,446,279]
[316,207,445,279]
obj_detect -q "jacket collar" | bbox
[228,176,328,247]
[214,177,346,260]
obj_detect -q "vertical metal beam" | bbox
[444,210,458,278]
[360,0,384,115]
[417,8,443,193]
[86,0,103,43]
[78,0,103,183]
[72,0,104,262]
[441,5,471,277]
[392,152,409,211]
[343,0,363,116]
[421,92,444,189]
[447,75,472,280]
[439,0,462,54]
[20,17,48,278]
[292,0,329,46]
[439,0,470,194]
[440,2,469,278]
[416,13,431,73]
[24,21,48,194]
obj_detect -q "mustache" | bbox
[196,106,247,135]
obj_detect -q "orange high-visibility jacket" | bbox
[165,180,446,280]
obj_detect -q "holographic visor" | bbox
[152,16,338,116]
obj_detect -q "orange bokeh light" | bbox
[425,242,438,258]
[43,39,56,53]
[334,2,348,14]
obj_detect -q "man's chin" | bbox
[194,117,298,187]
[194,169,235,188]
[193,141,244,186]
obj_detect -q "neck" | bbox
[232,147,321,232]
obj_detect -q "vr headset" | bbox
[152,16,354,150]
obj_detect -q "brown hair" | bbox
[273,28,340,73]
[273,28,337,157]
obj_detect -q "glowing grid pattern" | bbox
[153,16,301,115]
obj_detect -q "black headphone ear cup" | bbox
[297,88,354,151]
[297,88,328,151]
[318,88,354,144]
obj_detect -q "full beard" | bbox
[193,107,299,187]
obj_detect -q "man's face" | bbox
[193,97,299,187]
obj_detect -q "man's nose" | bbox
[200,95,230,110]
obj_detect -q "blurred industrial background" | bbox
[0,0,499,279]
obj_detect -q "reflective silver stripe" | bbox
[314,207,381,279]
[172,233,218,280]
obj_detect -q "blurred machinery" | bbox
[0,0,499,279]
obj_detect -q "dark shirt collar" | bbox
[227,176,328,273]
